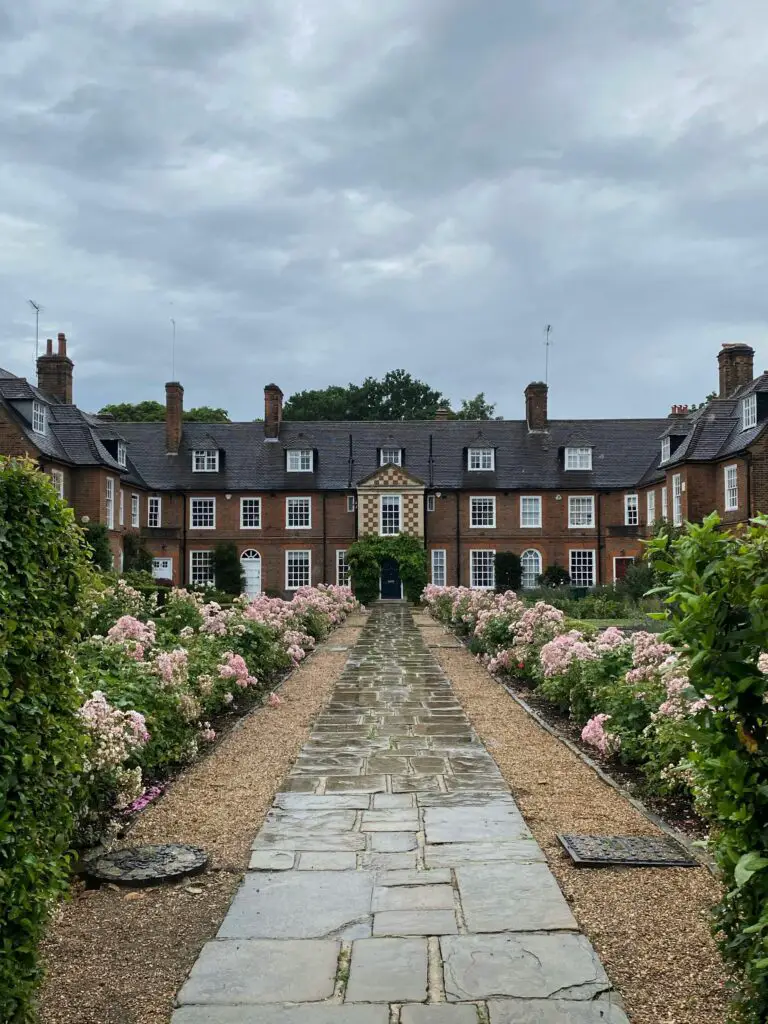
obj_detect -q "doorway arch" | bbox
[521,549,543,590]
[240,549,262,597]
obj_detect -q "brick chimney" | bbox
[718,343,754,398]
[264,383,283,438]
[36,332,74,403]
[525,382,548,431]
[669,404,690,418]
[434,406,452,420]
[165,381,184,454]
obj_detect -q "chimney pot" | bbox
[45,338,53,356]
[718,342,754,398]
[57,332,67,356]
[264,383,283,438]
[165,381,184,454]
[524,381,548,431]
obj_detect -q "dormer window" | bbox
[117,441,127,467]
[32,401,46,434]
[380,447,402,466]
[660,437,671,463]
[468,447,494,471]
[742,393,757,431]
[287,448,313,472]
[565,446,592,471]
[192,449,219,472]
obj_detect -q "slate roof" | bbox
[115,417,671,492]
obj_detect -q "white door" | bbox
[241,550,262,597]
[152,557,173,580]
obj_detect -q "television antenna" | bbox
[544,324,553,385]
[28,300,42,360]
[170,318,176,380]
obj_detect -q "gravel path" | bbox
[38,622,364,1024]
[423,622,728,1024]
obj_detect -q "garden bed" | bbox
[38,621,365,1024]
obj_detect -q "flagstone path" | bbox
[173,603,629,1024]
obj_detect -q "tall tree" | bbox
[454,392,497,420]
[283,370,448,421]
[98,402,230,422]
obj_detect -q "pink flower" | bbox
[581,714,621,756]
[268,692,283,707]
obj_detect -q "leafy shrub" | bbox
[0,458,91,1022]
[213,542,246,596]
[82,521,113,571]
[616,561,656,602]
[347,534,427,604]
[650,513,768,1021]
[494,551,522,593]
[123,534,153,573]
[539,564,570,587]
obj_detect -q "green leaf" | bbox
[734,852,768,889]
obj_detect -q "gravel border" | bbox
[38,621,365,1024]
[427,636,729,1024]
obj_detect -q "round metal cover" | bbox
[85,843,208,886]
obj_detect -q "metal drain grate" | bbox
[557,833,697,868]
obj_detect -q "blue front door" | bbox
[380,558,402,599]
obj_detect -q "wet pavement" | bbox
[173,603,629,1023]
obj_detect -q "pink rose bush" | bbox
[581,713,621,756]
[74,582,357,839]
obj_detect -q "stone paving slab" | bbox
[173,603,624,1023]
[488,998,630,1023]
[441,934,611,1002]
[346,937,428,1002]
[176,939,339,1005]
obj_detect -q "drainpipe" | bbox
[746,452,753,519]
[181,492,187,586]
[455,491,461,586]
[322,492,327,585]
[595,491,602,586]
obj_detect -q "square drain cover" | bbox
[558,834,697,868]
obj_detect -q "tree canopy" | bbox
[98,401,230,422]
[283,370,497,421]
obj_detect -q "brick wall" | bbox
[0,406,38,457]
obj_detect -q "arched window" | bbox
[240,549,262,597]
[521,549,542,590]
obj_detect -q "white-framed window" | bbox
[470,496,496,528]
[286,549,311,589]
[521,549,543,589]
[672,474,683,526]
[646,490,656,526]
[336,549,350,587]
[660,437,671,463]
[624,493,639,526]
[119,488,125,527]
[286,496,311,528]
[240,497,262,529]
[568,495,595,528]
[661,486,668,521]
[192,449,219,472]
[287,449,313,472]
[468,447,495,471]
[565,447,592,471]
[190,550,214,586]
[520,495,542,528]
[569,549,596,588]
[32,401,46,434]
[148,496,161,528]
[742,394,757,431]
[346,494,356,512]
[50,468,64,499]
[116,441,127,468]
[724,464,738,511]
[105,477,114,530]
[426,494,436,512]
[380,494,402,535]
[131,493,140,527]
[190,497,216,529]
[470,549,495,589]
[431,549,447,586]
[380,447,402,466]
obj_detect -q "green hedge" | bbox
[0,458,91,1022]
[347,534,427,604]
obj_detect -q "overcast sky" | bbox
[1,0,767,420]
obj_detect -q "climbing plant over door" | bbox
[347,534,427,604]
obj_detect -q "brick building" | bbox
[1,339,765,596]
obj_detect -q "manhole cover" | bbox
[557,834,697,868]
[85,843,209,886]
